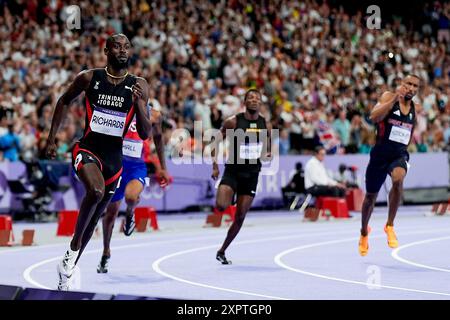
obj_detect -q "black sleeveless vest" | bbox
[225,112,267,172]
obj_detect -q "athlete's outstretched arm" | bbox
[211,116,236,180]
[46,70,93,159]
[151,110,170,187]
[134,77,152,140]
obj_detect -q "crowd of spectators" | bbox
[0,0,449,163]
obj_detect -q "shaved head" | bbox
[105,34,130,49]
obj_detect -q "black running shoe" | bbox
[123,214,136,236]
[97,255,110,273]
[216,252,232,265]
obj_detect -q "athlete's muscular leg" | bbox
[124,179,145,218]
[75,180,119,265]
[102,200,121,258]
[215,185,234,212]
[361,193,378,236]
[218,195,254,254]
[387,167,406,226]
[70,163,105,252]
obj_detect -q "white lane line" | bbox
[23,234,231,290]
[152,232,347,300]
[274,228,450,297]
[23,228,353,299]
[392,236,450,273]
[23,257,60,289]
[5,214,435,255]
[152,231,360,300]
[3,222,351,255]
[151,226,448,300]
[23,224,449,298]
[23,227,356,292]
[152,243,289,300]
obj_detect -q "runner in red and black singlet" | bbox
[45,34,152,290]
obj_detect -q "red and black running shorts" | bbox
[72,142,123,187]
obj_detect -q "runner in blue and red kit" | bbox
[97,105,171,273]
[359,74,421,256]
[45,34,152,290]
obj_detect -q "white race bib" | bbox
[389,125,411,145]
[123,139,143,158]
[90,106,126,137]
[240,142,263,159]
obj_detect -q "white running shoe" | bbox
[57,249,78,291]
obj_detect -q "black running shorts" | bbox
[219,167,259,197]
[365,151,409,194]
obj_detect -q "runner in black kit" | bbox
[359,75,421,256]
[211,89,272,264]
[45,34,152,290]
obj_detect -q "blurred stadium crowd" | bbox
[0,0,449,163]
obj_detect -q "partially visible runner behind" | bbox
[97,104,171,273]
[45,34,152,290]
[359,74,421,256]
[211,89,272,264]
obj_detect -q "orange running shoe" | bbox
[358,226,371,256]
[384,224,398,248]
